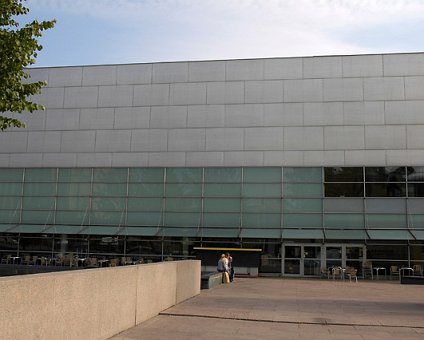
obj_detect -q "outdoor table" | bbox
[373,267,386,280]
[98,259,109,267]
[399,267,414,280]
[11,256,21,264]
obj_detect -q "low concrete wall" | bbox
[0,260,200,340]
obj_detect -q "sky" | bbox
[21,0,424,67]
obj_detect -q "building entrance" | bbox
[282,244,365,277]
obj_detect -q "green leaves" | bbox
[0,0,55,131]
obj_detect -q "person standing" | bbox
[217,254,230,283]
[226,252,234,282]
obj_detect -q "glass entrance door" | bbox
[283,244,321,276]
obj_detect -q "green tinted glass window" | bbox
[129,168,164,183]
[204,198,240,213]
[203,213,240,227]
[129,183,164,197]
[93,168,128,183]
[0,210,20,223]
[89,211,124,225]
[58,168,92,182]
[409,215,424,227]
[0,183,22,196]
[164,212,201,226]
[165,198,201,212]
[57,183,91,196]
[283,199,322,213]
[240,228,281,238]
[25,168,57,182]
[162,227,199,237]
[243,184,281,198]
[243,168,281,183]
[127,198,163,212]
[242,198,280,213]
[0,168,23,182]
[21,210,54,224]
[205,168,241,183]
[283,214,322,228]
[323,214,364,228]
[127,212,162,226]
[283,168,322,183]
[22,197,55,210]
[24,183,56,196]
[204,184,241,197]
[92,197,126,211]
[242,213,281,228]
[0,196,21,209]
[55,211,88,224]
[284,184,322,198]
[366,214,407,228]
[165,184,202,197]
[166,168,202,183]
[57,197,90,210]
[93,183,127,197]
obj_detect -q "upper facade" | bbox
[1,53,424,168]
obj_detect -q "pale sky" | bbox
[24,0,424,67]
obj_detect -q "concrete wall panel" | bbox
[46,109,80,130]
[284,79,323,102]
[324,126,365,150]
[207,82,244,104]
[134,84,169,106]
[61,131,96,152]
[244,127,284,150]
[206,128,244,151]
[80,108,115,130]
[32,87,64,109]
[0,131,28,152]
[117,64,152,85]
[245,80,284,104]
[323,78,363,101]
[150,106,187,128]
[304,102,343,126]
[342,55,383,77]
[188,61,226,82]
[64,87,99,108]
[303,56,342,78]
[112,152,149,167]
[27,131,61,152]
[223,151,264,166]
[263,103,303,126]
[98,85,133,107]
[225,104,263,127]
[226,59,263,80]
[48,67,83,87]
[153,62,188,83]
[170,82,207,105]
[405,76,424,100]
[95,130,131,152]
[0,261,200,340]
[364,77,404,100]
[284,127,324,150]
[187,105,225,127]
[185,151,224,166]
[114,107,150,129]
[131,129,168,151]
[343,102,385,125]
[365,125,406,149]
[83,65,117,86]
[168,128,206,151]
[263,58,303,80]
[383,54,424,76]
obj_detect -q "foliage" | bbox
[0,0,55,131]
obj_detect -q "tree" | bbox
[0,0,55,131]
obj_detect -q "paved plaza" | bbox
[111,277,424,339]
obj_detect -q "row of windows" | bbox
[325,167,424,182]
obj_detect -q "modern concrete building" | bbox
[0,52,423,276]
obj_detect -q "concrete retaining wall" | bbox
[0,260,200,340]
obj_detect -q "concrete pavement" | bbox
[110,277,424,339]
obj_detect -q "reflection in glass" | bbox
[408,183,424,197]
[285,246,301,258]
[366,183,406,197]
[407,167,424,182]
[284,259,300,274]
[324,167,363,182]
[325,183,364,197]
[304,259,320,275]
[365,167,405,182]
